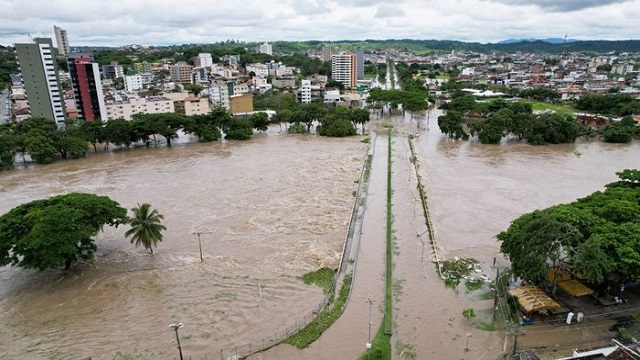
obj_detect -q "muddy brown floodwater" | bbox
[391,109,640,360]
[0,134,368,360]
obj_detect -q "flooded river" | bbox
[1,112,639,360]
[0,134,367,360]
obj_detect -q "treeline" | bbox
[0,104,370,170]
[576,94,640,117]
[365,60,433,116]
[438,95,639,145]
[0,52,18,89]
[252,90,370,136]
[367,88,430,117]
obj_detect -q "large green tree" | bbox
[0,193,128,270]
[498,170,640,287]
[125,203,166,254]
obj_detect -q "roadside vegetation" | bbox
[283,274,352,349]
[301,268,335,294]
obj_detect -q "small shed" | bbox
[548,269,594,297]
[509,285,562,313]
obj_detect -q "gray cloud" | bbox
[0,0,639,46]
[482,0,632,11]
[341,0,405,6]
[375,4,406,18]
[289,0,331,15]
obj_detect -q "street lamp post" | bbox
[169,323,184,360]
[367,298,373,360]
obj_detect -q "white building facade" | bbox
[299,80,311,103]
[124,75,143,93]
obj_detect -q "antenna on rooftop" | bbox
[561,33,568,59]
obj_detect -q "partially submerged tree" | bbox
[125,203,166,254]
[499,169,640,287]
[0,193,128,271]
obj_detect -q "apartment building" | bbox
[105,95,174,120]
[124,74,143,93]
[298,80,311,103]
[194,53,213,68]
[174,97,210,116]
[258,42,272,56]
[15,37,67,127]
[170,62,193,83]
[322,44,335,62]
[53,25,70,57]
[103,61,124,79]
[331,52,357,88]
[134,61,152,73]
[210,82,230,110]
[67,53,107,121]
[246,63,269,78]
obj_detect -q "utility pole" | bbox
[367,298,373,360]
[169,323,184,360]
[465,332,472,352]
[196,232,203,262]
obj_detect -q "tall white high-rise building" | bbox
[258,42,272,56]
[331,52,357,88]
[53,25,70,57]
[15,38,66,127]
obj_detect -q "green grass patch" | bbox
[384,129,393,334]
[364,154,373,182]
[478,290,494,300]
[284,274,352,348]
[214,291,237,301]
[524,100,578,116]
[359,323,392,360]
[301,268,335,294]
[474,321,499,331]
[382,123,394,129]
[465,279,484,291]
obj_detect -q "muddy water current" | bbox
[0,134,367,360]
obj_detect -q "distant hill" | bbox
[272,39,640,55]
[497,38,577,44]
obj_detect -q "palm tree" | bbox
[125,203,166,254]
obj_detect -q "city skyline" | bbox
[1,0,639,47]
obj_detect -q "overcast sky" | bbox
[1,0,639,47]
